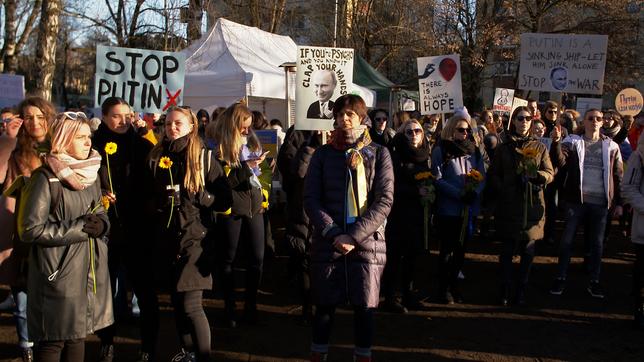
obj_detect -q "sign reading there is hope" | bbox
[94,45,186,114]
[615,88,643,117]
[417,54,463,115]
[517,33,608,95]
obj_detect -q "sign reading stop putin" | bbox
[417,54,463,115]
[94,45,186,114]
[615,88,643,117]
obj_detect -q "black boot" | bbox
[243,268,262,325]
[222,271,237,328]
[635,304,644,331]
[500,285,511,307]
[515,284,527,306]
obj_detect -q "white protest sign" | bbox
[517,33,608,95]
[417,54,463,115]
[492,88,515,115]
[576,97,603,118]
[510,97,528,118]
[95,45,186,114]
[615,88,643,117]
[0,74,25,108]
[295,46,354,131]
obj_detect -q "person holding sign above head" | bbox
[304,94,394,362]
[306,70,337,119]
[490,106,554,307]
[145,106,232,362]
[92,97,158,362]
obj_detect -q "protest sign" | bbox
[95,45,186,114]
[417,54,463,115]
[576,97,603,118]
[510,97,528,117]
[492,88,515,115]
[295,46,354,131]
[539,137,553,151]
[517,33,608,95]
[255,129,280,157]
[0,74,25,108]
[615,88,643,117]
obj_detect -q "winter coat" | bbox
[489,135,554,241]
[432,142,486,217]
[369,127,396,148]
[622,136,644,245]
[386,134,431,250]
[551,134,623,208]
[147,138,232,292]
[17,167,113,342]
[92,123,154,252]
[304,142,394,308]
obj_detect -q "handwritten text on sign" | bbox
[517,33,607,95]
[615,88,643,117]
[95,45,186,113]
[417,54,463,115]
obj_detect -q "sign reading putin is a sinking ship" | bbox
[95,45,186,114]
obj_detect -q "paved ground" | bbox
[0,217,642,361]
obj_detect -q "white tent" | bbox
[182,18,375,121]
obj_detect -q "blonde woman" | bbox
[18,112,112,361]
[0,97,55,361]
[147,106,231,361]
[211,103,267,328]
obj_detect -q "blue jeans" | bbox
[557,203,608,281]
[11,286,32,349]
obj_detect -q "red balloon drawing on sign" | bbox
[439,58,457,82]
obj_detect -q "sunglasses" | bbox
[587,116,603,122]
[406,128,423,135]
[547,110,558,114]
[62,111,88,121]
[455,127,471,133]
[374,117,387,121]
[515,115,531,122]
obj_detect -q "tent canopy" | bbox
[353,55,396,90]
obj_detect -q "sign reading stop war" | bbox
[95,45,186,113]
[417,54,463,115]
[517,33,608,95]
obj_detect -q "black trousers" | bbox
[312,305,374,349]
[35,339,84,362]
[171,290,211,362]
[500,238,537,288]
[436,215,467,293]
[635,244,644,306]
[218,213,265,312]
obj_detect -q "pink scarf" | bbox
[45,150,102,190]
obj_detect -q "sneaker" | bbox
[549,278,566,296]
[21,348,33,362]
[439,291,455,305]
[171,349,195,362]
[98,344,114,362]
[131,294,141,317]
[587,281,605,299]
[0,294,15,311]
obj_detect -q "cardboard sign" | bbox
[576,97,603,118]
[615,88,643,117]
[0,74,25,108]
[492,88,515,115]
[517,33,608,95]
[255,129,280,157]
[510,97,528,120]
[95,45,186,113]
[295,46,354,131]
[417,54,463,115]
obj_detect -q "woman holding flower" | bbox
[17,112,112,361]
[147,106,232,361]
[92,97,158,361]
[431,108,486,304]
[0,97,56,361]
[382,119,431,313]
[490,106,553,306]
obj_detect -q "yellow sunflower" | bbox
[101,195,110,211]
[159,156,173,169]
[415,171,434,181]
[467,169,484,182]
[104,142,118,155]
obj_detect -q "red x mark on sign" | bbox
[163,89,182,111]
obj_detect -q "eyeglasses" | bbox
[374,117,387,121]
[455,127,471,134]
[515,115,531,122]
[406,128,423,136]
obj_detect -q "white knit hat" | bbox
[452,106,471,122]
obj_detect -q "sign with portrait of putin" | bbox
[517,33,608,95]
[295,46,354,131]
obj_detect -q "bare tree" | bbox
[0,0,42,73]
[33,0,61,100]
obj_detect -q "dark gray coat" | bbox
[304,143,394,307]
[18,168,112,342]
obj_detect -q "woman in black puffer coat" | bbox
[382,120,431,313]
[304,95,394,362]
[147,107,232,362]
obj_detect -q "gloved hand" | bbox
[82,214,106,237]
[461,190,477,204]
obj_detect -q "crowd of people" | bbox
[0,93,642,362]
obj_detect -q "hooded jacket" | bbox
[621,133,644,245]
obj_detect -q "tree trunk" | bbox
[1,0,17,73]
[187,0,203,41]
[33,0,61,101]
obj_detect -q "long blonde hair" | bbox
[149,107,204,194]
[441,115,479,145]
[211,103,251,166]
[49,112,91,155]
